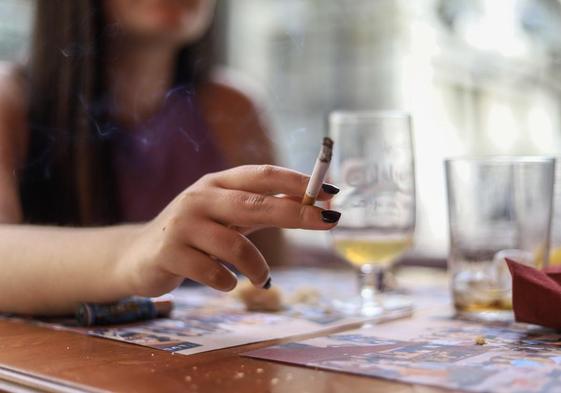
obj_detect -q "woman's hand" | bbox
[118,165,341,297]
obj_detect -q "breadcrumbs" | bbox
[474,335,487,345]
[234,279,283,312]
[288,287,321,305]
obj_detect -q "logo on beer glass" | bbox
[343,159,413,191]
[341,159,414,225]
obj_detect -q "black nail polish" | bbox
[321,210,341,223]
[321,183,340,195]
[263,277,272,289]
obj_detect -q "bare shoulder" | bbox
[199,67,275,165]
[0,62,26,109]
[0,62,28,165]
[0,62,28,222]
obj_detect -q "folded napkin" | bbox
[506,258,561,328]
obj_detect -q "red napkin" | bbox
[506,258,561,328]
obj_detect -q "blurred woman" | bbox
[0,0,341,315]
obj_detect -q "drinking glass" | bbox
[329,111,415,317]
[445,157,555,322]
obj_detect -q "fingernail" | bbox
[321,183,340,195]
[262,277,272,290]
[321,210,341,223]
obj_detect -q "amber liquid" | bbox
[453,289,513,312]
[452,268,512,313]
[333,232,412,268]
[551,247,561,266]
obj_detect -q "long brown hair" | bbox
[20,0,214,225]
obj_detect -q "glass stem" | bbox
[357,264,382,309]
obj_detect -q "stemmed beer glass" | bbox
[329,111,415,317]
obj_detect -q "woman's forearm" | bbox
[0,224,140,315]
[0,166,341,317]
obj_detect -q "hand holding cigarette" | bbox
[117,165,341,299]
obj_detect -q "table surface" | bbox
[0,268,451,393]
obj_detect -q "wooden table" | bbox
[0,268,450,393]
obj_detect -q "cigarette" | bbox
[302,137,333,205]
[76,296,173,326]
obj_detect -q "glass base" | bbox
[333,294,414,322]
[455,309,514,324]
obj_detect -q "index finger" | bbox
[209,165,338,199]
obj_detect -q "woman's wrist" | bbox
[111,223,145,299]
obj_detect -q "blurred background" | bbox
[2,0,561,260]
